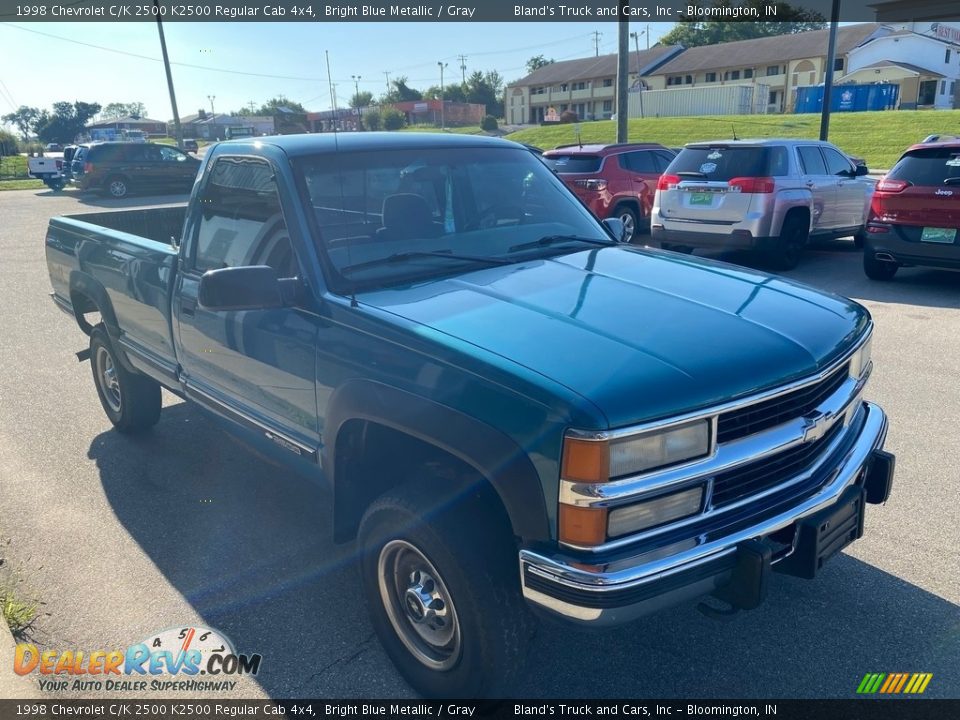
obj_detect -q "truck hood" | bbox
[359,247,869,429]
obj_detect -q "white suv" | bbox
[651,139,873,269]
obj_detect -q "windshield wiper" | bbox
[508,234,616,253]
[943,177,960,185]
[340,250,512,276]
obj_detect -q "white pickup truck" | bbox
[27,152,69,190]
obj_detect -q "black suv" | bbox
[71,142,201,198]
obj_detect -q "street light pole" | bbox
[351,75,363,130]
[438,62,448,130]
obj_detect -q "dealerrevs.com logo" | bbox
[14,625,262,693]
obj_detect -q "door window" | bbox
[193,156,296,277]
[159,146,189,162]
[797,146,828,175]
[619,151,656,174]
[822,147,853,176]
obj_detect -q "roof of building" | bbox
[87,116,166,128]
[509,44,684,87]
[858,59,946,77]
[654,23,885,75]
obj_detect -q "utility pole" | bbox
[646,24,650,49]
[438,61,448,130]
[207,95,215,118]
[384,71,391,95]
[351,74,363,130]
[820,0,841,140]
[154,0,182,149]
[457,55,467,84]
[616,14,629,142]
[592,31,603,57]
[630,31,645,119]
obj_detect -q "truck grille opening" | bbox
[710,420,844,509]
[717,363,849,443]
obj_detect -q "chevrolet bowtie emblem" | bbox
[802,411,833,443]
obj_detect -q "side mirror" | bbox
[855,164,869,177]
[603,217,629,243]
[198,266,284,311]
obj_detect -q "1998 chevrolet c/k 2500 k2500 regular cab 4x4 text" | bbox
[46,134,895,697]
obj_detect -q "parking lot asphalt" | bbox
[0,187,957,700]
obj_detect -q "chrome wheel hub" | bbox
[619,212,635,238]
[378,539,461,670]
[96,346,122,412]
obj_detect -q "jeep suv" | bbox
[862,140,960,281]
[542,143,675,242]
[71,141,201,198]
[651,139,873,270]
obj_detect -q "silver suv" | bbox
[651,139,873,269]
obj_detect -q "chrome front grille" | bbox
[717,362,850,443]
[710,420,845,509]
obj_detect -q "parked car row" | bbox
[534,134,960,282]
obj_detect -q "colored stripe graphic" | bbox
[857,673,932,694]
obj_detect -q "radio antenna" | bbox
[326,51,356,306]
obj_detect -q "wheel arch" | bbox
[69,270,120,339]
[325,379,550,546]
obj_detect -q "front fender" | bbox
[324,379,551,544]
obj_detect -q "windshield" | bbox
[294,146,611,291]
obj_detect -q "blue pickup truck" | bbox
[46,133,895,697]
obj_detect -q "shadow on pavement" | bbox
[89,400,960,699]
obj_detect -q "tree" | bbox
[381,77,422,104]
[381,107,406,130]
[2,106,41,140]
[661,2,825,47]
[35,101,102,144]
[423,83,467,104]
[100,102,148,120]
[255,96,307,115]
[350,91,374,108]
[526,55,555,74]
[364,108,382,131]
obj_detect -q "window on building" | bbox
[603,78,613,87]
[685,75,693,84]
[725,70,741,80]
[769,90,778,105]
[744,68,754,79]
[560,84,569,92]
[574,82,586,90]
[705,72,717,82]
[603,100,613,112]
[952,81,957,96]
[766,65,780,76]
[941,80,947,95]
[946,48,952,64]
[834,58,845,71]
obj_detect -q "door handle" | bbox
[805,182,815,188]
[181,298,197,317]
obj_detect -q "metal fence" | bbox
[0,155,29,180]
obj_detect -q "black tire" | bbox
[104,175,130,199]
[358,477,535,698]
[863,252,898,281]
[766,214,808,271]
[853,229,866,249]
[46,179,65,191]
[613,205,640,243]
[90,327,162,433]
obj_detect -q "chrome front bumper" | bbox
[520,401,890,626]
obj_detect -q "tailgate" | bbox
[659,180,755,223]
[875,186,960,228]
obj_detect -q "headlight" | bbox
[609,420,711,478]
[848,335,873,380]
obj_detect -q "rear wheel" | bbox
[613,205,639,243]
[766,214,808,271]
[105,175,130,199]
[358,477,534,698]
[853,228,866,249]
[90,327,162,433]
[863,251,898,281]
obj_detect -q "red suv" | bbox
[542,143,675,242]
[863,141,960,280]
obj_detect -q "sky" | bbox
[0,20,677,126]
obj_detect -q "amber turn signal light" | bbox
[561,437,609,483]
[558,504,608,547]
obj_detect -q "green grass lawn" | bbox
[0,156,42,190]
[506,110,960,171]
[400,125,486,135]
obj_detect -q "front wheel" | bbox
[358,479,534,698]
[90,327,162,433]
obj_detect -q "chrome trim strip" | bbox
[520,402,887,618]
[50,292,74,317]
[185,381,320,462]
[565,325,872,444]
[560,366,870,511]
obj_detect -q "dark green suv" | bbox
[70,141,201,198]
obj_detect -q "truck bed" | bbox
[45,206,185,376]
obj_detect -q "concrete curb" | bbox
[0,621,39,699]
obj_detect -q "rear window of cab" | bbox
[667,146,789,180]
